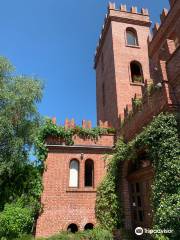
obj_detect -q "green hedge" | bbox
[11,228,113,240]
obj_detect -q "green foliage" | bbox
[14,235,34,240]
[0,56,43,237]
[132,75,144,83]
[35,118,115,166]
[133,113,180,239]
[0,56,43,202]
[0,200,34,239]
[1,177,41,238]
[95,140,128,231]
[119,228,134,240]
[132,98,142,109]
[96,113,180,239]
[12,228,113,240]
[147,82,155,96]
[0,163,42,210]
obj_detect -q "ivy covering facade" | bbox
[35,118,115,167]
[95,113,180,240]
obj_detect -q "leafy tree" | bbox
[0,56,43,207]
[0,56,43,238]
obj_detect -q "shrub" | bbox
[12,228,113,240]
[0,199,35,239]
[44,228,113,240]
[14,234,34,240]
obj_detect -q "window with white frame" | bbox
[69,160,79,187]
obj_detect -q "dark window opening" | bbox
[131,184,134,193]
[136,183,140,192]
[130,61,144,83]
[84,223,94,230]
[138,211,144,222]
[67,224,78,233]
[85,159,94,187]
[126,28,138,46]
[133,210,137,221]
[137,196,142,207]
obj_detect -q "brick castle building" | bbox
[36,0,180,237]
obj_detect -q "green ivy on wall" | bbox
[35,118,115,167]
[95,139,128,231]
[95,113,180,240]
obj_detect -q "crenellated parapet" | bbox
[150,8,169,42]
[46,118,115,147]
[50,117,113,130]
[94,2,150,68]
[149,0,180,56]
[120,77,178,141]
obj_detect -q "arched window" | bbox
[67,223,78,233]
[85,159,94,187]
[69,160,79,187]
[130,61,144,83]
[126,28,138,46]
[84,223,94,230]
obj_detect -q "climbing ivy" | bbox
[96,113,180,240]
[95,139,129,231]
[35,118,115,167]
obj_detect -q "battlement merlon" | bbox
[46,118,115,148]
[149,0,179,57]
[51,117,113,129]
[94,2,151,68]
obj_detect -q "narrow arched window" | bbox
[85,159,94,187]
[69,160,79,187]
[130,61,144,83]
[126,28,138,46]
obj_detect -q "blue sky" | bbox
[0,0,169,126]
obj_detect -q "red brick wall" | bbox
[121,0,180,141]
[35,135,114,237]
[96,23,119,129]
[46,134,114,147]
[111,19,151,118]
[36,1,180,237]
[121,85,170,141]
[95,6,151,129]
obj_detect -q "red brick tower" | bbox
[36,0,180,237]
[35,119,114,237]
[35,3,152,238]
[95,3,151,129]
